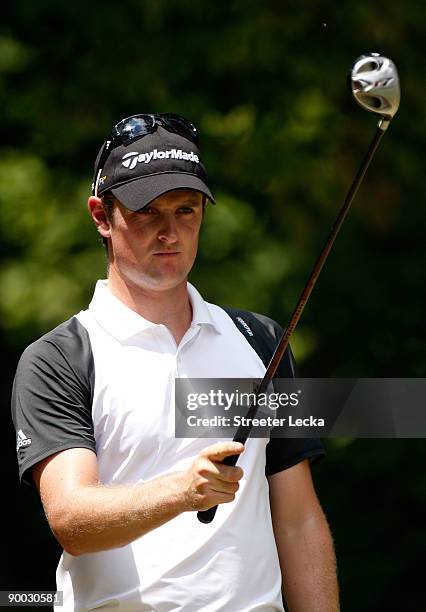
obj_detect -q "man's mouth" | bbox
[153,251,180,256]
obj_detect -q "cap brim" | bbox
[110,173,215,211]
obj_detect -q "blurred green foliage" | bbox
[1,1,425,609]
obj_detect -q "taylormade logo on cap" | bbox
[122,149,200,170]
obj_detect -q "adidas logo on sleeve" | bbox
[16,429,32,451]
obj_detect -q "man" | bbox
[12,113,339,611]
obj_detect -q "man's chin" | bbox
[135,274,189,293]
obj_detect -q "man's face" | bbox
[106,189,204,292]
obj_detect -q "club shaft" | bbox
[197,124,386,524]
[259,125,385,387]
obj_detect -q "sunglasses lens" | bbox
[157,113,198,144]
[117,115,155,144]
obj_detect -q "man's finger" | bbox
[201,442,244,463]
[212,463,244,483]
[209,481,240,495]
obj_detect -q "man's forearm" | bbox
[38,441,244,556]
[268,462,339,612]
[51,471,188,556]
[275,510,339,612]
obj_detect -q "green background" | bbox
[2,1,425,609]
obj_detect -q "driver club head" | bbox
[351,53,400,127]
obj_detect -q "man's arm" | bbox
[268,460,339,612]
[33,442,244,556]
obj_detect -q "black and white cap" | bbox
[94,126,215,211]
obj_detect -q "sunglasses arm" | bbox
[92,140,113,197]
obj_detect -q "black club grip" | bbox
[197,453,240,524]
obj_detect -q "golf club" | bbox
[197,53,400,524]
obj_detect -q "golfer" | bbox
[12,113,339,611]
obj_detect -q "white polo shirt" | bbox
[13,281,323,611]
[57,280,283,611]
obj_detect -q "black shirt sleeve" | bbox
[248,312,326,476]
[265,437,325,476]
[11,317,96,486]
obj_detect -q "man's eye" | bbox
[179,207,194,214]
[138,207,154,214]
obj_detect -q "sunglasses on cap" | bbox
[92,113,199,196]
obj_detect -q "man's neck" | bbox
[106,274,193,346]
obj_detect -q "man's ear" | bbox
[88,196,112,239]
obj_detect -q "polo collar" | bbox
[187,282,221,333]
[88,280,220,342]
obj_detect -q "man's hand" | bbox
[180,441,245,511]
[32,443,245,556]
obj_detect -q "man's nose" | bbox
[157,214,178,243]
